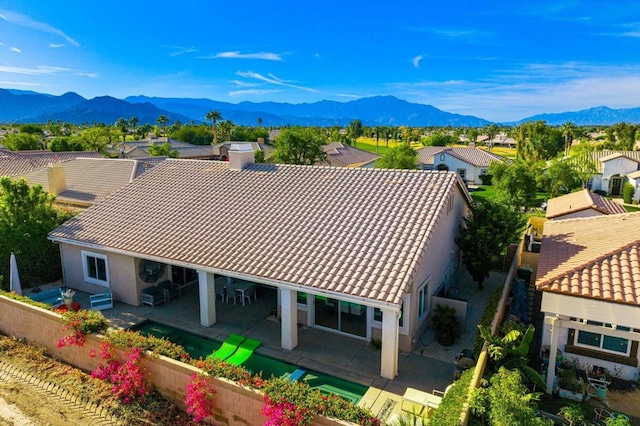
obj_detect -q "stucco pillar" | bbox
[381,307,399,379]
[198,270,216,327]
[546,316,559,394]
[280,288,298,350]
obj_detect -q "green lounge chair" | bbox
[226,338,262,366]
[207,334,246,360]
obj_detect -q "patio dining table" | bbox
[229,281,256,306]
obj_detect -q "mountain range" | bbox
[2,88,640,127]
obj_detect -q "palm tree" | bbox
[205,110,222,144]
[561,121,577,157]
[257,117,263,127]
[156,115,170,137]
[129,116,139,135]
[217,120,234,142]
[115,117,128,143]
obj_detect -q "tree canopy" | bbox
[0,178,72,288]
[514,121,563,161]
[273,127,328,165]
[489,161,538,211]
[148,142,179,158]
[375,144,418,169]
[1,133,41,151]
[455,200,525,289]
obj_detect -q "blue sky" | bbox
[1,0,639,122]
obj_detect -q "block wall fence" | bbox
[0,296,347,426]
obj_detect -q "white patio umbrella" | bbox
[9,252,22,295]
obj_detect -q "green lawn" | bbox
[470,185,547,206]
[624,205,640,212]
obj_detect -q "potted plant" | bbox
[432,304,460,346]
[61,288,76,307]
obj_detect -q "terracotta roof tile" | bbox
[535,212,640,306]
[49,160,469,306]
[17,158,149,206]
[0,149,102,177]
[321,143,379,167]
[546,189,627,219]
[416,146,507,167]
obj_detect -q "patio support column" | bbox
[280,288,298,351]
[198,269,216,327]
[546,316,560,394]
[380,307,399,379]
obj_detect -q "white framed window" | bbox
[81,250,109,287]
[457,168,466,180]
[439,153,445,161]
[575,321,631,356]
[480,169,488,175]
[373,303,405,329]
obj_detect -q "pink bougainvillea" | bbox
[91,341,150,404]
[185,373,216,422]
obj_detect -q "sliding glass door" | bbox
[313,296,366,337]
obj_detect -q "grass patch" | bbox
[470,185,498,203]
[624,205,640,212]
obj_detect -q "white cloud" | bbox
[0,65,69,75]
[0,9,79,46]
[229,89,281,96]
[75,71,98,78]
[9,47,21,53]
[0,80,39,86]
[236,71,317,92]
[207,51,283,61]
[387,63,640,122]
[412,55,423,68]
[48,43,65,48]
[166,45,197,57]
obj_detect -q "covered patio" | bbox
[71,279,448,396]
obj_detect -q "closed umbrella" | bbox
[9,252,22,295]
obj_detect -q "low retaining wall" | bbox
[0,295,345,425]
[432,296,468,332]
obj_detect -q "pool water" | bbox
[131,321,368,403]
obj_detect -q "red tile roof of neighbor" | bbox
[321,142,379,167]
[49,159,471,306]
[536,212,640,306]
[545,189,627,219]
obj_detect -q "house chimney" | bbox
[47,163,66,195]
[228,143,255,171]
[468,142,476,148]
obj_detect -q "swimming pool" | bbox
[130,320,368,403]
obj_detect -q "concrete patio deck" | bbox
[66,266,505,418]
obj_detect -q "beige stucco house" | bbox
[416,146,507,184]
[536,213,640,393]
[48,146,472,379]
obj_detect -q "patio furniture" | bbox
[236,282,257,305]
[157,280,180,302]
[141,286,165,307]
[287,368,306,382]
[224,282,242,304]
[585,376,610,407]
[226,338,262,366]
[401,387,442,417]
[90,290,113,310]
[209,334,246,360]
[215,282,226,302]
[28,287,64,307]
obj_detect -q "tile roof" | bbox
[628,170,640,179]
[545,189,627,219]
[49,160,470,306]
[568,150,640,174]
[416,147,506,167]
[321,143,379,167]
[599,152,639,163]
[16,158,147,206]
[535,212,640,306]
[0,149,103,177]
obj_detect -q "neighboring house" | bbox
[14,157,162,208]
[574,150,640,197]
[545,189,627,220]
[48,147,472,379]
[121,137,215,160]
[211,141,273,161]
[0,149,103,177]
[416,146,507,184]
[536,213,640,393]
[320,142,379,168]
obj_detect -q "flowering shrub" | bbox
[57,309,108,348]
[194,357,264,388]
[262,377,380,426]
[104,329,190,362]
[91,341,151,404]
[185,373,216,422]
[0,290,51,310]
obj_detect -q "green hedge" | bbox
[0,289,53,311]
[430,367,475,426]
